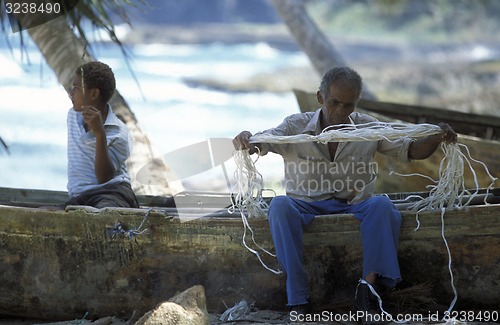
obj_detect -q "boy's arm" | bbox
[82,106,116,183]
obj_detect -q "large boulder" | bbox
[134,285,209,325]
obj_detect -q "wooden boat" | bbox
[293,89,500,141]
[0,186,499,321]
[293,89,500,194]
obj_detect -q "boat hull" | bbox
[0,203,498,320]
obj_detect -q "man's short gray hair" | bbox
[319,66,363,99]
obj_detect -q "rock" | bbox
[134,285,209,325]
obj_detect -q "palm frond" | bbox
[0,1,31,61]
[67,0,146,50]
[0,0,148,54]
[66,0,149,88]
[1,0,148,94]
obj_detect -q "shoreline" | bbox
[120,24,500,116]
[124,23,300,51]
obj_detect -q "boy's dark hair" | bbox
[76,61,116,104]
[319,66,363,99]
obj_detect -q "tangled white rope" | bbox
[231,121,497,317]
[251,121,444,144]
[229,148,281,274]
[395,141,495,318]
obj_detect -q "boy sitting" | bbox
[65,61,139,209]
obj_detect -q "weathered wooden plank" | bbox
[0,187,68,207]
[0,187,231,210]
[0,202,498,320]
[357,99,500,140]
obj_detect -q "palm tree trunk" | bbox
[20,15,176,195]
[270,0,376,100]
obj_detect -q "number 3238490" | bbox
[5,2,61,14]
[443,310,499,322]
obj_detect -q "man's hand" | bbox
[409,122,458,160]
[233,131,258,154]
[82,105,105,136]
[437,122,457,143]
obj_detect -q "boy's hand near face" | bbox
[82,105,105,136]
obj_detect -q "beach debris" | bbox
[134,285,209,325]
[217,301,288,324]
[219,300,252,321]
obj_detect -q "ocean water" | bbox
[0,36,309,193]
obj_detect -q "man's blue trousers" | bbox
[268,195,402,306]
